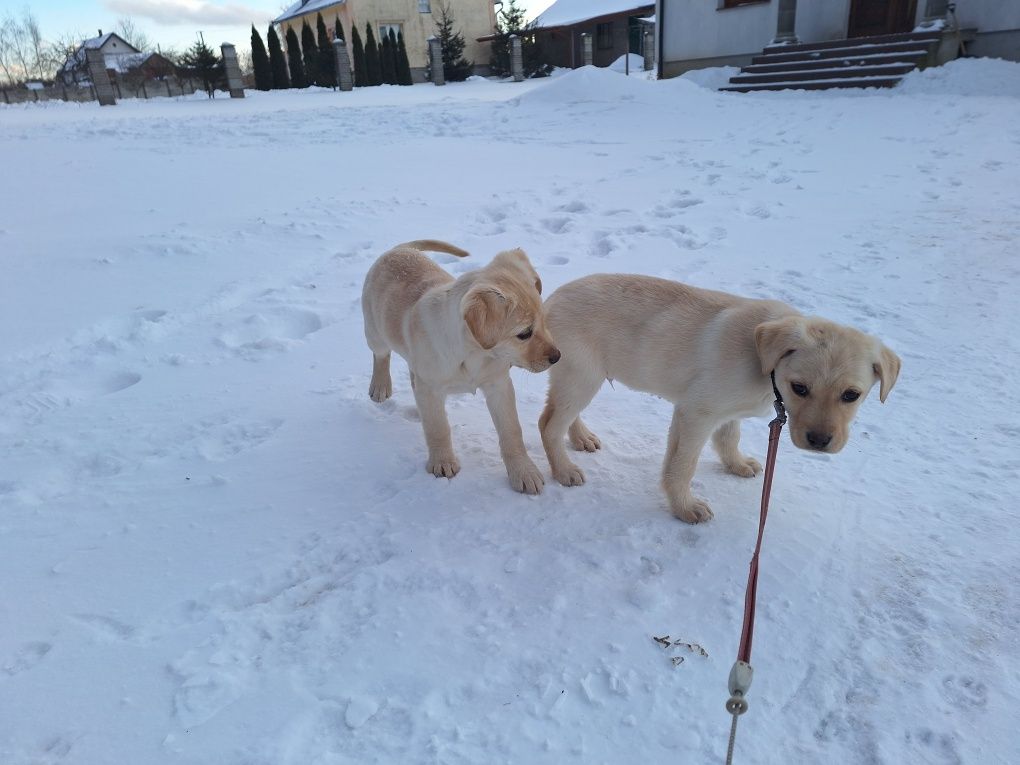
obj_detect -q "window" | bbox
[379,23,402,42]
[721,0,767,7]
[419,0,431,12]
[596,22,613,50]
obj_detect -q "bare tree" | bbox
[49,28,85,79]
[24,8,47,78]
[0,16,18,84]
[237,48,253,77]
[0,6,64,84]
[115,17,150,52]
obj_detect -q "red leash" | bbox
[725,372,787,763]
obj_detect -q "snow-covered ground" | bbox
[2,61,1019,764]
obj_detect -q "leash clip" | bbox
[769,369,788,427]
[772,397,787,426]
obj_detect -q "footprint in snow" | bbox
[556,200,589,214]
[70,613,138,642]
[17,371,140,420]
[101,371,142,394]
[3,641,52,676]
[541,217,571,234]
[940,675,987,709]
[215,307,324,358]
[195,418,284,462]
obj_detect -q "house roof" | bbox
[534,0,653,30]
[82,32,138,52]
[273,0,347,25]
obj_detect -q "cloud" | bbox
[104,0,273,27]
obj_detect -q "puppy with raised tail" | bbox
[362,240,559,494]
[538,274,901,522]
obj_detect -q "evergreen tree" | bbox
[380,32,396,84]
[351,25,367,87]
[396,31,413,85]
[268,25,289,89]
[301,21,320,87]
[251,25,271,90]
[364,23,382,86]
[181,37,222,97]
[387,30,402,84]
[334,16,345,43]
[285,27,307,87]
[436,2,472,82]
[316,13,336,87]
[490,0,552,78]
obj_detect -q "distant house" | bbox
[656,0,1020,79]
[274,0,496,82]
[58,31,137,85]
[56,31,179,87]
[531,0,655,69]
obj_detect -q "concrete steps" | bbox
[721,30,941,92]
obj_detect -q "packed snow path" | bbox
[1,62,1018,764]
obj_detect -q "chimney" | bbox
[98,28,103,36]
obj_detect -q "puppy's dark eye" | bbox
[841,389,861,403]
[790,382,809,397]
[516,327,533,340]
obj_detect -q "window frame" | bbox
[378,22,403,42]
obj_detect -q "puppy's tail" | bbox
[398,240,469,258]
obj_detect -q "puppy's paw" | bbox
[569,426,602,453]
[724,455,762,478]
[427,453,460,479]
[507,458,544,495]
[670,496,714,524]
[552,462,586,487]
[369,378,392,403]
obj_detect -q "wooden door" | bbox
[848,0,918,37]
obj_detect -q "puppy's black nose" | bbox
[806,431,832,449]
[548,349,561,365]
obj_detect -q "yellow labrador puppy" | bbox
[538,274,900,522]
[362,240,559,494]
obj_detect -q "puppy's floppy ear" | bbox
[754,316,804,374]
[873,342,901,403]
[462,286,507,350]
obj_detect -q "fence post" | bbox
[85,48,116,105]
[581,32,593,66]
[332,38,354,91]
[428,37,445,85]
[643,30,654,71]
[221,43,246,98]
[510,35,524,82]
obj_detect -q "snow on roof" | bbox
[105,52,157,74]
[534,0,653,29]
[83,32,115,49]
[274,0,347,25]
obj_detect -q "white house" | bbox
[655,0,1020,78]
[58,31,139,85]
